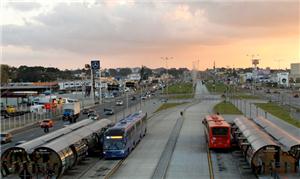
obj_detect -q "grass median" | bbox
[168,94,194,99]
[213,101,242,115]
[255,102,300,128]
[155,102,187,113]
[206,82,233,94]
[166,83,193,94]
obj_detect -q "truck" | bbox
[62,102,80,123]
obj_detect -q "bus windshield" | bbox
[212,127,228,136]
[105,129,124,136]
[104,139,124,150]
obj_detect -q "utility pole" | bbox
[99,68,102,104]
[90,67,95,103]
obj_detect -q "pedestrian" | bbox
[1,161,9,177]
[43,126,49,133]
[257,157,263,174]
[19,163,32,179]
[2,161,10,176]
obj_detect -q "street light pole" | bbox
[99,68,102,104]
[161,57,173,98]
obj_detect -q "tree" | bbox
[119,68,132,77]
[108,68,117,77]
[140,66,153,80]
[0,64,10,83]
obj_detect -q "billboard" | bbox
[91,60,100,70]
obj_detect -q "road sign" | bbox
[91,60,100,70]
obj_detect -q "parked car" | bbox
[141,96,147,100]
[116,100,124,106]
[1,133,12,144]
[104,108,114,115]
[294,93,299,98]
[39,119,54,128]
[131,96,136,100]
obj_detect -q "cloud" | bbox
[6,2,41,12]
[1,0,299,68]
[199,1,299,27]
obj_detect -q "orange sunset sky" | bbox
[1,0,299,70]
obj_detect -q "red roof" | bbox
[205,115,230,128]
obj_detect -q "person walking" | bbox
[19,163,32,179]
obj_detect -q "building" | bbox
[276,72,289,87]
[127,73,141,81]
[289,63,300,88]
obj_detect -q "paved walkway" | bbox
[165,100,218,179]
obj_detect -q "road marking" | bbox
[205,132,214,179]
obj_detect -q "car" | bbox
[294,93,299,98]
[265,89,271,94]
[87,110,97,117]
[1,110,9,118]
[6,105,16,113]
[161,98,168,103]
[116,100,124,106]
[273,90,280,94]
[82,108,89,114]
[39,119,54,128]
[131,96,136,100]
[141,96,147,100]
[89,113,100,120]
[1,133,12,144]
[15,140,27,146]
[104,108,114,115]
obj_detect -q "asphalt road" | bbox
[0,91,156,153]
[61,97,162,179]
[111,103,187,179]
[111,81,216,179]
[250,88,300,108]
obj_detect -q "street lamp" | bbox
[247,54,260,95]
[161,57,173,97]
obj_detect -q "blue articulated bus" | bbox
[103,112,147,159]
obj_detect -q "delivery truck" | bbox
[62,102,80,123]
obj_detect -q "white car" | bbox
[116,100,124,106]
[89,113,100,120]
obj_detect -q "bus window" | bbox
[212,127,228,136]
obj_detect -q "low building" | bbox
[276,72,289,87]
[127,73,141,81]
[289,63,300,88]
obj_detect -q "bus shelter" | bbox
[1,119,94,178]
[233,117,281,174]
[253,116,300,161]
[31,119,112,178]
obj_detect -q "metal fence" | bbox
[1,107,63,132]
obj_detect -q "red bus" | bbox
[202,115,231,149]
